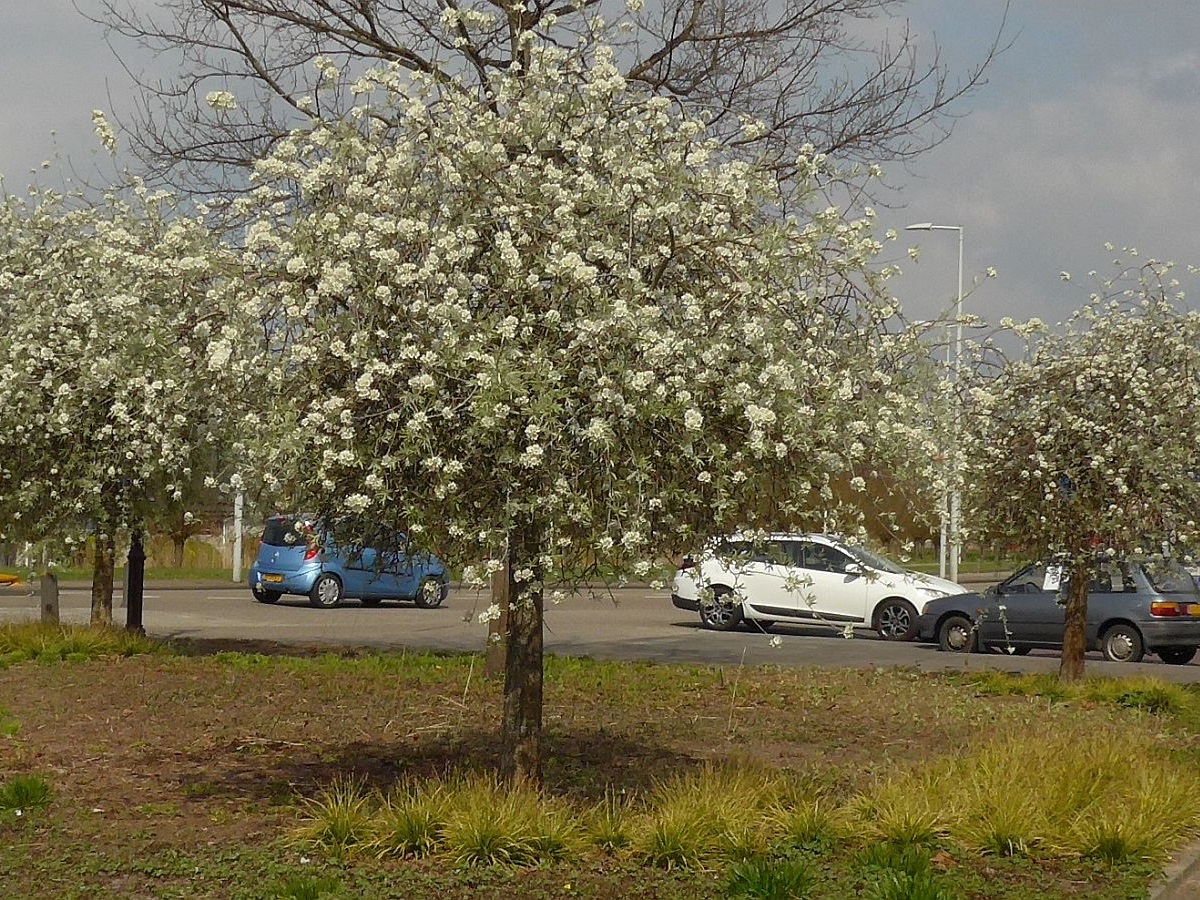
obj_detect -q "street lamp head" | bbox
[905,222,962,233]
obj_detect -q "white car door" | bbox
[791,540,869,625]
[737,540,797,612]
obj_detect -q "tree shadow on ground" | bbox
[175,726,701,804]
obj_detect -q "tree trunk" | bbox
[1059,561,1089,682]
[172,534,186,568]
[500,525,544,784]
[484,561,510,678]
[91,531,116,626]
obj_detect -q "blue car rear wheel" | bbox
[415,577,448,609]
[309,574,343,609]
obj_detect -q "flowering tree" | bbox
[232,40,916,780]
[959,262,1200,680]
[0,169,245,624]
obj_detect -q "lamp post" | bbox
[905,222,964,584]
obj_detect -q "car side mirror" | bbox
[984,583,1001,597]
[844,562,863,577]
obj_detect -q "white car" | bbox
[671,533,967,640]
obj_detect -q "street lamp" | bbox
[905,222,964,584]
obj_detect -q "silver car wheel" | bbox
[943,620,972,651]
[876,599,917,641]
[1101,624,1143,663]
[699,588,742,631]
[309,574,342,609]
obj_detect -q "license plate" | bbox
[262,574,284,583]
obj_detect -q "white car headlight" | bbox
[916,587,950,603]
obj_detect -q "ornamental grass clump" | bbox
[844,773,954,848]
[367,779,449,859]
[636,764,781,869]
[438,772,582,867]
[293,777,374,858]
[766,798,847,854]
[585,788,636,854]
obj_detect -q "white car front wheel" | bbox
[874,598,918,641]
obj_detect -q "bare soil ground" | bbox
[0,640,1172,898]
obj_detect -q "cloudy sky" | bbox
[1,1,1197,327]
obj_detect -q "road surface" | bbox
[2,582,1198,681]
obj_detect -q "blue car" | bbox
[248,514,450,609]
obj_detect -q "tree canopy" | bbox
[92,0,1005,191]
[226,40,918,776]
[959,262,1200,678]
[0,178,247,621]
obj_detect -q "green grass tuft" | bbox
[724,855,816,899]
[635,764,781,869]
[438,772,582,867]
[271,874,342,899]
[368,780,448,859]
[585,789,636,854]
[0,774,52,812]
[866,869,956,900]
[292,777,374,858]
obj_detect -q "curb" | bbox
[1151,837,1200,899]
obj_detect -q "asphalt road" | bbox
[3,582,1199,682]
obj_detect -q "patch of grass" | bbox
[964,670,1199,721]
[438,772,582,867]
[586,788,636,854]
[965,670,1070,702]
[0,623,162,667]
[270,874,343,899]
[0,774,52,813]
[724,855,816,899]
[636,764,782,869]
[205,647,478,684]
[866,869,956,900]
[857,720,1200,865]
[293,777,374,859]
[856,841,935,876]
[0,707,18,738]
[368,780,448,859]
[1083,677,1194,716]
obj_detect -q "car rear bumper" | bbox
[1136,620,1200,650]
[248,563,320,596]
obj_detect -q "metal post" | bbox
[905,222,965,584]
[232,490,245,583]
[126,528,146,635]
[949,227,964,585]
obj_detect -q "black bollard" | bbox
[126,528,146,635]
